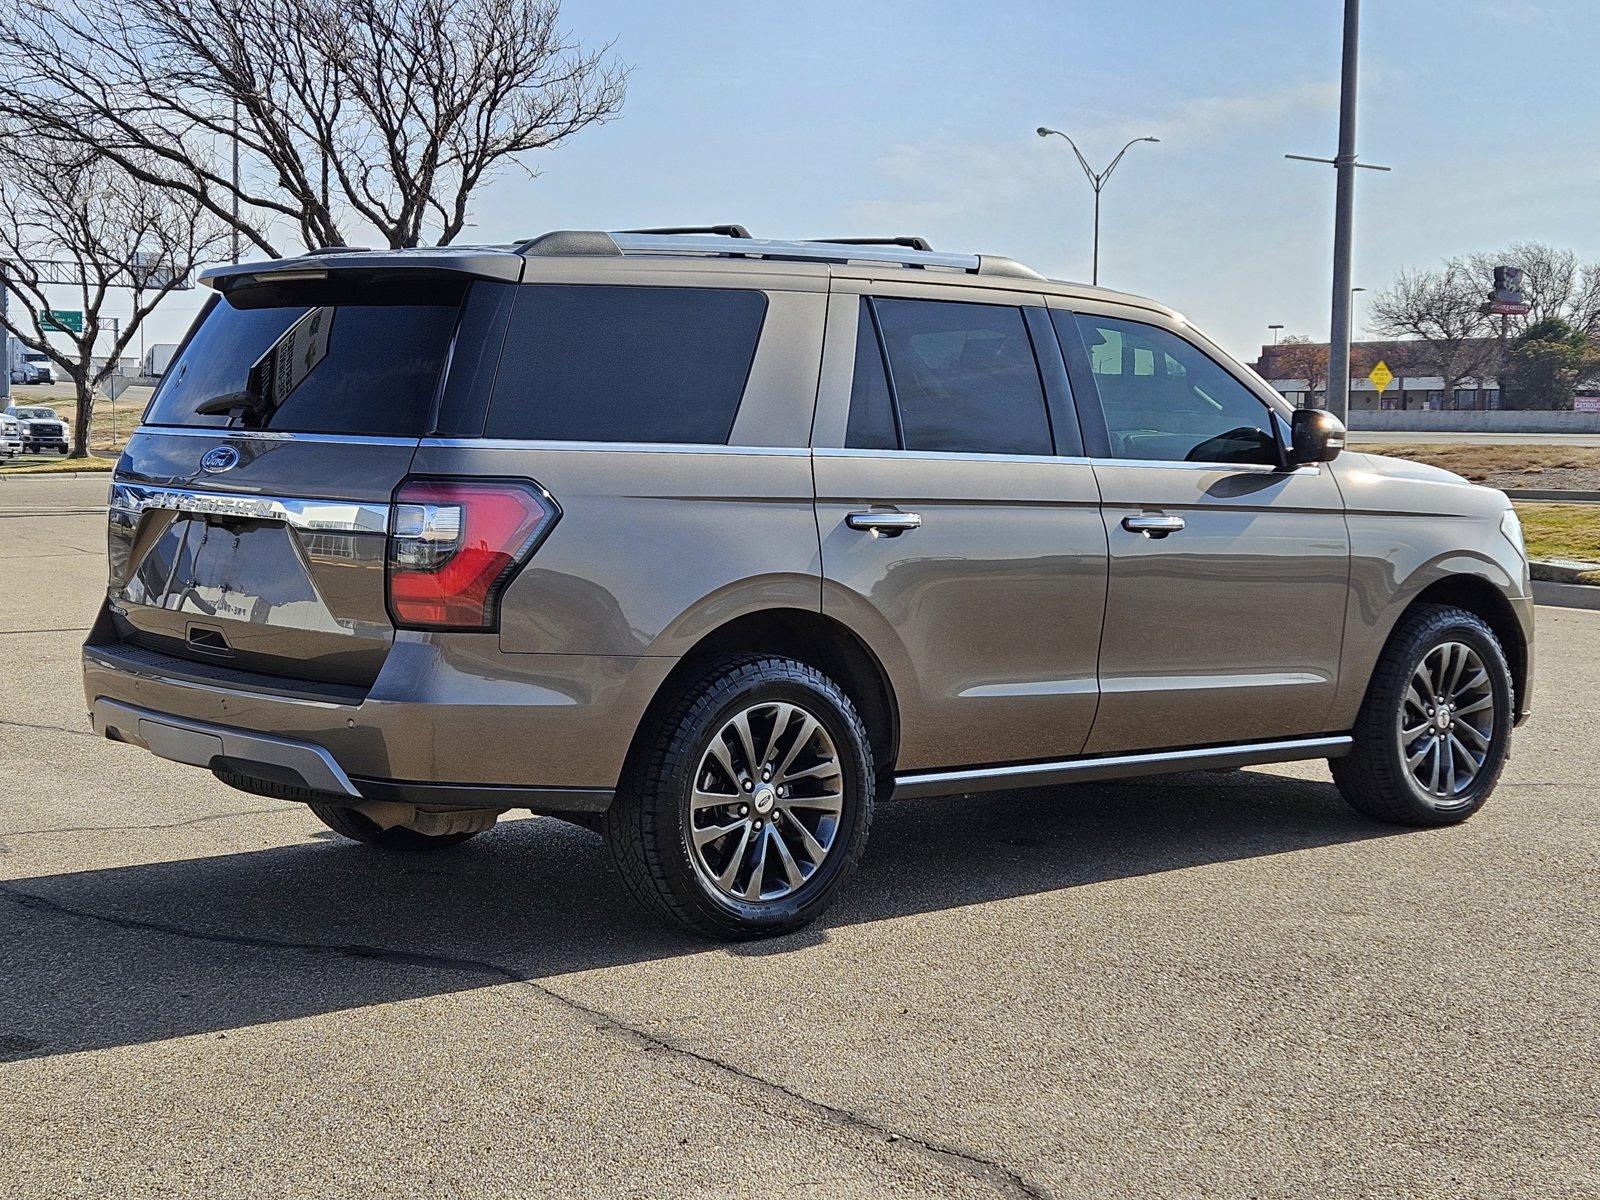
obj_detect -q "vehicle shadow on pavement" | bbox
[0,768,1399,1062]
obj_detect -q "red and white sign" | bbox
[1574,395,1600,413]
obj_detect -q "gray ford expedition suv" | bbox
[85,229,1534,938]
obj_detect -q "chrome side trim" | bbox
[419,437,807,457]
[815,447,1094,466]
[131,426,421,446]
[892,735,1354,799]
[109,483,390,533]
[1086,456,1321,476]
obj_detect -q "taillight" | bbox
[386,478,559,630]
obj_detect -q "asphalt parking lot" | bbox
[1,475,1596,1199]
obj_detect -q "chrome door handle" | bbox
[846,511,922,537]
[1122,514,1185,538]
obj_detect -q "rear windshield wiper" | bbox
[193,389,269,425]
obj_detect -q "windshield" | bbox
[144,280,467,437]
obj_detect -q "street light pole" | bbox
[1037,127,1160,287]
[1286,0,1390,424]
[1269,323,1284,345]
[1326,0,1361,424]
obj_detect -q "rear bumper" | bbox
[83,632,676,812]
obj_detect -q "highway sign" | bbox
[1368,360,1393,393]
[39,309,83,334]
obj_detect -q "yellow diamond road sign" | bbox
[1368,360,1394,393]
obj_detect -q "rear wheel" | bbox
[605,656,875,939]
[1333,604,1513,826]
[307,802,485,851]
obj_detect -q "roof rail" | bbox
[807,236,934,252]
[621,224,753,239]
[515,229,1044,280]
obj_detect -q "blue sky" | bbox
[109,0,1600,362]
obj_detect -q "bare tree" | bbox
[0,0,625,255]
[1271,336,1329,406]
[1370,261,1499,410]
[0,139,229,456]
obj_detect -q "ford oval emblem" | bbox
[200,445,240,474]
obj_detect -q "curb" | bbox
[1531,559,1600,587]
[0,470,114,481]
[1505,489,1600,504]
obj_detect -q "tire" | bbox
[605,655,875,940]
[1332,604,1513,827]
[307,801,483,851]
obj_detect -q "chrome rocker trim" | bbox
[892,735,1354,799]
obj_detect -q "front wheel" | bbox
[1333,604,1513,826]
[605,656,875,939]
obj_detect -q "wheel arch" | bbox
[1405,574,1529,715]
[623,608,901,786]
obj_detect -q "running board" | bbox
[891,735,1353,800]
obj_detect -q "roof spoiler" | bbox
[199,247,525,293]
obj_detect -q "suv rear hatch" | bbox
[103,265,494,689]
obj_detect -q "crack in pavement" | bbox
[0,805,298,841]
[0,717,97,740]
[0,627,93,637]
[0,884,1051,1200]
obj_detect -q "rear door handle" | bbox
[1122,514,1185,538]
[846,511,922,537]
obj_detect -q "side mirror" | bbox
[1288,407,1346,466]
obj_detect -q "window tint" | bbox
[1071,315,1279,464]
[873,298,1052,456]
[845,300,897,450]
[144,291,462,436]
[486,284,767,444]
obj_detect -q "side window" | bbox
[485,284,767,443]
[871,298,1053,456]
[845,300,898,450]
[1070,314,1280,465]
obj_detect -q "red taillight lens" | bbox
[386,479,559,630]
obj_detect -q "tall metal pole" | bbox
[1326,0,1361,422]
[1091,188,1101,286]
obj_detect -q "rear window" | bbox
[484,284,767,444]
[144,283,464,436]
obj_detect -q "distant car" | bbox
[0,413,21,458]
[4,405,69,454]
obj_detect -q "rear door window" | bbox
[485,284,768,444]
[868,297,1053,456]
[145,283,464,437]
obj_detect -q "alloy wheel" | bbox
[1399,641,1496,804]
[686,701,845,904]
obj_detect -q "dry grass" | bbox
[1,455,115,475]
[1363,443,1600,486]
[1514,503,1600,564]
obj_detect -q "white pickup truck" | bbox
[4,405,70,454]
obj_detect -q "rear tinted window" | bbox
[485,284,767,443]
[144,287,462,436]
[872,298,1053,456]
